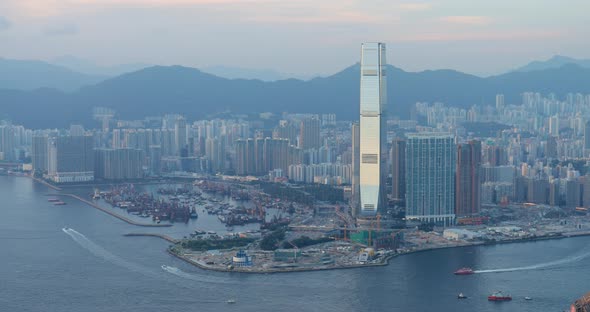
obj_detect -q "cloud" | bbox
[394,30,562,42]
[399,3,432,11]
[439,16,492,25]
[0,16,11,30]
[44,24,79,36]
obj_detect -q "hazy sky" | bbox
[0,0,588,76]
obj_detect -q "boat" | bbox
[190,208,199,219]
[226,299,236,304]
[524,296,532,301]
[48,198,60,202]
[454,267,475,275]
[54,201,66,205]
[457,293,467,299]
[488,291,512,301]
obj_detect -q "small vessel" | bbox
[190,208,199,219]
[457,293,467,299]
[454,267,475,275]
[54,201,67,205]
[48,198,60,202]
[524,296,532,301]
[226,299,236,304]
[488,291,512,301]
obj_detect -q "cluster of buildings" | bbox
[2,42,590,229]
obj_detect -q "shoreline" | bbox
[28,171,172,228]
[165,231,590,274]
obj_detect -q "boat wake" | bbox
[160,265,234,284]
[475,248,590,274]
[62,227,158,278]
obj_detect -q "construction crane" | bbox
[367,213,382,247]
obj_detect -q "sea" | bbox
[1,175,588,312]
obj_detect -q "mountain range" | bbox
[1,56,590,128]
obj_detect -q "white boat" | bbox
[226,299,236,304]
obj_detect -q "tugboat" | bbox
[457,293,468,299]
[488,291,512,301]
[454,267,475,275]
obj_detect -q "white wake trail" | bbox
[475,248,590,274]
[62,227,158,278]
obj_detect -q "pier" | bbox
[124,233,178,243]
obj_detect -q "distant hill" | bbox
[515,55,590,72]
[51,55,151,77]
[201,65,315,81]
[2,63,590,128]
[0,58,106,91]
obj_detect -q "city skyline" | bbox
[0,1,589,76]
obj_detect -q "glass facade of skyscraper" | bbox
[359,42,387,217]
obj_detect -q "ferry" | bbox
[454,267,475,275]
[488,291,512,301]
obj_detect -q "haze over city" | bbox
[1,0,589,76]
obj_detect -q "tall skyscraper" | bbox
[32,136,49,172]
[405,133,456,226]
[359,42,387,217]
[351,123,360,217]
[174,116,187,156]
[299,117,320,150]
[456,140,482,217]
[391,138,406,202]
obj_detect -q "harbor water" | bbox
[1,175,588,312]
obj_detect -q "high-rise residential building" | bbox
[391,138,406,202]
[0,125,15,161]
[148,145,162,175]
[546,136,558,159]
[273,120,298,144]
[94,148,144,180]
[32,136,49,172]
[175,116,187,156]
[47,135,95,183]
[299,117,320,150]
[351,123,360,217]
[69,124,85,136]
[359,42,387,217]
[584,121,590,153]
[405,133,456,226]
[456,140,482,217]
[495,94,505,111]
[549,115,560,136]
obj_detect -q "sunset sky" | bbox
[0,0,588,76]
